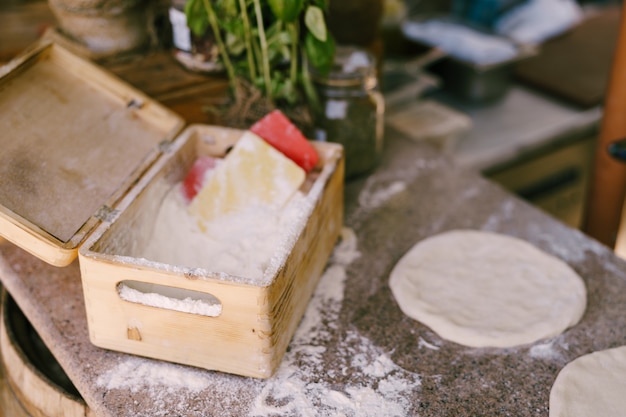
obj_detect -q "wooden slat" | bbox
[1,291,94,417]
[105,51,230,125]
[583,9,626,248]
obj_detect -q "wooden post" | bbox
[583,9,626,248]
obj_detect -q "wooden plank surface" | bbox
[1,292,94,417]
[0,0,229,127]
[0,0,56,63]
[105,52,230,125]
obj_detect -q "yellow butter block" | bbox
[188,131,306,225]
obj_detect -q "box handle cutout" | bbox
[117,281,222,317]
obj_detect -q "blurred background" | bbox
[1,0,623,245]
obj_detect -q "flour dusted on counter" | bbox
[528,339,563,361]
[97,357,212,394]
[250,227,422,416]
[358,180,407,210]
[143,181,310,283]
[95,228,422,416]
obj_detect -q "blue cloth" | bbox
[452,0,527,28]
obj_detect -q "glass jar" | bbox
[311,46,384,179]
[169,0,222,73]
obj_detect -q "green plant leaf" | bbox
[304,5,326,41]
[267,0,304,22]
[275,78,298,103]
[220,0,239,17]
[185,0,210,36]
[225,31,246,55]
[305,31,334,75]
[266,25,292,58]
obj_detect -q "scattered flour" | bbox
[482,198,610,267]
[331,227,362,267]
[358,180,407,210]
[95,227,421,416]
[481,199,516,232]
[117,283,222,317]
[97,358,212,394]
[250,227,421,417]
[142,182,311,284]
[529,342,558,360]
[527,221,607,265]
[354,155,446,218]
[529,338,567,362]
[418,337,440,351]
[361,354,399,378]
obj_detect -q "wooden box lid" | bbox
[0,41,185,267]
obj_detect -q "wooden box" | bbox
[0,41,345,379]
[0,40,184,267]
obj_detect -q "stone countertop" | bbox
[1,126,626,416]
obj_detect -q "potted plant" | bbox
[184,0,336,130]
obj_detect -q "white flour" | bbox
[96,227,422,416]
[418,337,441,351]
[529,341,559,361]
[481,196,608,267]
[117,284,222,317]
[528,337,568,362]
[249,227,421,416]
[142,182,310,283]
[358,180,407,210]
[96,358,212,394]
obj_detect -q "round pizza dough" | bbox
[389,230,586,348]
[550,346,626,417]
